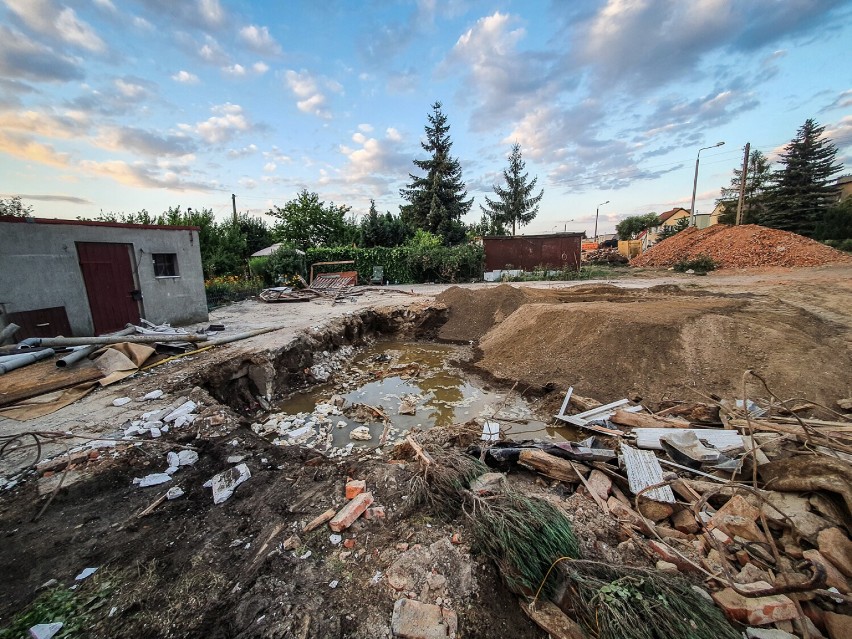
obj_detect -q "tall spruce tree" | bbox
[715,150,772,225]
[400,101,472,245]
[480,143,543,236]
[763,119,843,236]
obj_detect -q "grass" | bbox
[507,264,631,282]
[0,574,116,639]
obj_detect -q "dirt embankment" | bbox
[437,283,852,406]
[630,224,851,269]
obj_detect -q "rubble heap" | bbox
[631,224,851,269]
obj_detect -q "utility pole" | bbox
[735,143,750,226]
[231,193,237,223]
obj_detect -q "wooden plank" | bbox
[575,398,630,420]
[633,428,744,451]
[619,444,675,503]
[610,410,690,429]
[518,449,581,483]
[0,358,102,407]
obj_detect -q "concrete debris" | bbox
[28,622,63,639]
[143,389,164,400]
[165,486,184,500]
[349,426,372,441]
[209,463,251,504]
[390,598,457,639]
[134,473,172,487]
[75,567,98,581]
[112,397,132,407]
[164,401,197,423]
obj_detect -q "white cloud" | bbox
[79,158,210,190]
[171,70,200,84]
[253,61,269,74]
[339,126,408,181]
[92,0,116,13]
[114,78,148,98]
[198,0,225,28]
[263,162,276,172]
[0,130,70,167]
[227,143,258,159]
[358,123,373,133]
[239,24,282,55]
[285,69,333,119]
[5,0,106,52]
[223,63,246,77]
[197,36,228,65]
[195,103,250,143]
[133,16,153,30]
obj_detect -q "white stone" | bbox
[337,421,347,428]
[166,486,184,500]
[143,389,164,400]
[209,463,251,504]
[227,455,246,464]
[112,397,132,407]
[137,473,172,487]
[164,466,179,476]
[349,426,371,441]
[164,401,197,423]
[149,427,161,438]
[329,534,342,545]
[28,622,63,639]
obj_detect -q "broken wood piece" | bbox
[517,449,582,484]
[619,444,675,504]
[303,508,336,532]
[610,410,690,429]
[521,601,588,639]
[405,435,434,466]
[568,393,602,413]
[556,387,573,418]
[633,428,743,451]
[572,463,608,514]
[137,492,168,518]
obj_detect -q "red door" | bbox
[76,242,141,334]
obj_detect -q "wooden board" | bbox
[0,358,103,407]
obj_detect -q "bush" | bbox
[266,245,307,283]
[673,254,717,274]
[205,275,264,309]
[825,238,852,252]
[305,244,484,284]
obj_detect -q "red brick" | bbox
[711,587,797,625]
[343,538,356,549]
[363,506,385,520]
[451,533,461,545]
[802,549,850,592]
[818,527,852,578]
[329,492,373,532]
[345,479,366,500]
[671,508,700,534]
[824,611,852,639]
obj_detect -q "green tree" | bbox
[763,119,843,236]
[359,200,411,247]
[400,101,472,245]
[716,150,773,225]
[480,143,543,236]
[616,213,660,240]
[813,197,852,242]
[269,189,355,251]
[0,196,34,217]
[468,212,508,237]
[236,213,274,256]
[658,217,689,240]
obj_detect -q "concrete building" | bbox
[0,216,208,338]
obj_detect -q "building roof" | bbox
[657,207,690,224]
[0,215,199,231]
[250,243,305,257]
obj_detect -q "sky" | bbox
[1,0,851,237]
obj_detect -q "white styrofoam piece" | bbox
[634,428,743,451]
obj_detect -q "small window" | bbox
[152,253,179,277]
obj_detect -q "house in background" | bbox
[640,207,691,250]
[0,217,208,338]
[835,175,852,203]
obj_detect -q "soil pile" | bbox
[474,296,852,406]
[630,224,851,269]
[435,284,544,342]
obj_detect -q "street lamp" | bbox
[593,201,609,243]
[689,141,724,226]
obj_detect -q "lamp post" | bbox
[593,201,609,243]
[689,141,724,226]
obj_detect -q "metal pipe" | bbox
[207,326,283,346]
[56,326,136,367]
[25,333,208,348]
[0,352,35,364]
[0,348,56,374]
[0,322,20,345]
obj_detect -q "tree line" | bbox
[1,101,544,279]
[615,118,849,248]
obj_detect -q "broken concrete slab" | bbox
[209,463,251,504]
[711,586,798,626]
[818,527,852,578]
[390,599,457,639]
[619,444,675,504]
[802,549,850,592]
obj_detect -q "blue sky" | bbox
[1,0,851,237]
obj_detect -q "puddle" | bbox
[254,340,570,452]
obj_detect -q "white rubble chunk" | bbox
[166,486,185,500]
[136,473,172,487]
[29,622,63,639]
[143,389,164,400]
[164,401,197,423]
[209,463,251,504]
[112,397,132,407]
[75,567,98,580]
[349,426,372,441]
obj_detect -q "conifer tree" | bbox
[715,150,772,225]
[480,143,543,235]
[763,119,843,236]
[400,101,472,244]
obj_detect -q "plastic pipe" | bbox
[25,333,208,348]
[0,322,20,345]
[0,348,56,374]
[56,326,136,368]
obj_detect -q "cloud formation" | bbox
[285,69,341,119]
[4,0,106,53]
[194,103,251,143]
[239,25,282,55]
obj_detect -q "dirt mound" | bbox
[475,297,852,406]
[436,284,545,342]
[631,224,851,269]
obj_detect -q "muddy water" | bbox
[276,340,566,446]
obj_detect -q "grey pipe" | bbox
[207,326,282,346]
[56,326,136,368]
[0,322,20,345]
[0,348,55,374]
[26,333,208,348]
[0,352,35,364]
